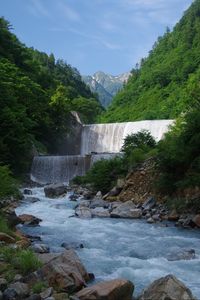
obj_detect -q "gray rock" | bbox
[30,244,50,254]
[90,199,109,209]
[61,242,84,250]
[142,197,156,210]
[24,189,32,195]
[13,275,22,282]
[152,214,160,222]
[75,206,92,219]
[9,282,29,298]
[138,274,196,300]
[44,184,67,198]
[0,277,7,291]
[111,201,142,219]
[26,295,41,300]
[167,249,196,261]
[147,217,155,224]
[18,214,42,226]
[40,287,53,299]
[78,200,91,208]
[3,288,17,300]
[91,207,110,218]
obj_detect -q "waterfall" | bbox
[31,120,173,184]
[31,155,91,184]
[81,120,173,154]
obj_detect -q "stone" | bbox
[107,186,122,197]
[40,287,53,299]
[9,282,29,298]
[90,198,109,209]
[31,244,50,254]
[36,253,60,264]
[138,274,196,300]
[3,288,17,300]
[0,277,7,291]
[53,293,69,300]
[35,250,90,293]
[147,217,154,224]
[192,214,200,227]
[26,295,41,300]
[61,242,84,250]
[110,201,142,219]
[72,279,134,300]
[75,206,92,219]
[78,200,91,208]
[24,189,32,195]
[45,298,55,300]
[168,209,180,221]
[3,210,20,228]
[13,274,22,282]
[0,233,15,244]
[142,197,156,210]
[44,184,67,198]
[152,214,160,222]
[167,249,196,261]
[18,214,42,226]
[91,207,110,218]
[96,191,102,198]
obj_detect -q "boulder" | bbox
[3,209,21,228]
[18,214,42,226]
[75,207,92,219]
[30,244,50,254]
[53,293,69,300]
[147,217,155,224]
[142,197,156,210]
[90,198,109,209]
[91,207,110,218]
[192,214,200,227]
[61,242,84,250]
[72,279,134,300]
[35,250,90,293]
[138,274,196,300]
[168,209,180,221]
[40,287,53,299]
[78,200,91,208]
[5,282,29,299]
[0,232,15,244]
[44,184,67,198]
[167,249,196,261]
[110,201,142,219]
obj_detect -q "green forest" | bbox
[0,17,103,175]
[100,0,200,122]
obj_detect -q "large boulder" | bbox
[138,274,196,300]
[72,279,134,300]
[90,198,109,209]
[4,282,29,299]
[110,201,142,219]
[33,250,90,293]
[192,214,200,227]
[18,214,42,226]
[44,184,68,198]
[75,207,92,219]
[91,207,110,218]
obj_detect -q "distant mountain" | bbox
[82,71,130,107]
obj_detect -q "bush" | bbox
[32,282,47,294]
[0,165,19,199]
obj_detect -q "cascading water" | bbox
[31,120,173,184]
[81,120,174,154]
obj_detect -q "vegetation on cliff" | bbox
[0,17,103,174]
[100,0,200,122]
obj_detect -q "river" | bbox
[16,187,200,298]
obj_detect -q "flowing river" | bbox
[16,187,200,298]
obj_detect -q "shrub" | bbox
[0,165,19,199]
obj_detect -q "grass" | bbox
[0,215,14,236]
[32,281,48,294]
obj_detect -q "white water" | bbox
[81,120,174,154]
[16,188,200,298]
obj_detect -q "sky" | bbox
[0,0,193,76]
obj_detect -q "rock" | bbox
[31,244,50,254]
[142,197,156,210]
[75,207,92,219]
[45,298,55,300]
[0,233,15,244]
[0,291,2,300]
[36,253,60,264]
[68,193,78,202]
[4,282,29,299]
[116,178,125,189]
[0,278,7,291]
[91,207,110,218]
[44,184,67,198]
[27,197,40,203]
[110,201,142,219]
[138,274,196,300]
[26,295,41,300]
[40,287,53,299]
[53,293,69,300]
[78,200,91,208]
[13,275,22,282]
[168,209,180,221]
[90,198,109,209]
[96,191,102,198]
[3,209,20,228]
[3,288,17,300]
[192,214,200,227]
[61,242,84,250]
[167,249,196,261]
[147,217,154,224]
[18,214,42,226]
[152,214,160,222]
[24,189,32,195]
[178,215,196,228]
[107,186,122,197]
[72,279,134,300]
[35,250,90,293]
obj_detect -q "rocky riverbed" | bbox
[5,184,198,299]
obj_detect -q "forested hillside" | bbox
[0,17,103,174]
[100,0,200,122]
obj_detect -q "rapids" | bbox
[16,188,200,298]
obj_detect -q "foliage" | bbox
[0,17,103,173]
[157,108,200,193]
[0,215,13,236]
[0,165,19,199]
[32,282,47,294]
[0,247,42,276]
[100,0,200,122]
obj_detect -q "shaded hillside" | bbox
[0,17,103,173]
[83,71,130,107]
[100,0,200,122]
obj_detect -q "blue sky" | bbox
[0,0,193,75]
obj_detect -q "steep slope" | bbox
[100,0,200,122]
[82,71,130,107]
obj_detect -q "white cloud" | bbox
[58,2,81,22]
